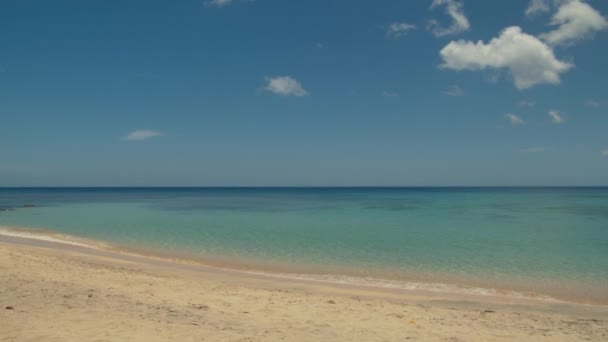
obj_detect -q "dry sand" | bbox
[1,236,607,341]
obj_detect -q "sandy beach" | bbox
[1,235,607,341]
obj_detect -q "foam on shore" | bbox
[241,270,564,302]
[0,226,110,250]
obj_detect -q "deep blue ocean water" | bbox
[1,187,607,303]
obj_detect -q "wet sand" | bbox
[1,235,607,341]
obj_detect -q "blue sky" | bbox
[1,0,607,186]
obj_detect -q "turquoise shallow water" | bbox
[1,188,607,303]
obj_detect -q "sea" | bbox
[1,187,607,304]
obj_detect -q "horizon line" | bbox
[1,185,607,189]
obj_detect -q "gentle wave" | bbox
[0,226,111,249]
[240,270,563,302]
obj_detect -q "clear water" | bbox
[1,187,607,303]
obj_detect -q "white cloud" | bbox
[204,0,254,7]
[519,147,545,153]
[386,22,417,38]
[439,26,573,89]
[548,110,565,123]
[526,0,552,17]
[441,84,464,96]
[428,0,470,37]
[123,130,164,141]
[265,76,308,97]
[505,113,525,125]
[204,0,233,7]
[520,100,536,107]
[602,149,608,156]
[585,99,600,108]
[540,0,608,46]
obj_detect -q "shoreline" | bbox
[1,235,608,341]
[0,226,606,311]
[1,225,606,308]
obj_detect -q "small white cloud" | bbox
[204,0,233,7]
[386,22,417,38]
[123,130,164,141]
[315,42,324,49]
[525,0,551,17]
[204,0,254,7]
[382,91,400,98]
[505,113,525,125]
[548,110,565,124]
[439,26,572,89]
[428,0,470,37]
[265,76,308,97]
[585,99,600,108]
[540,0,608,46]
[441,84,464,96]
[520,100,536,107]
[602,148,608,156]
[519,147,546,153]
